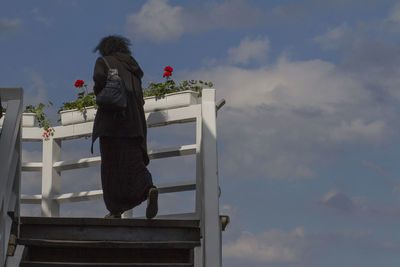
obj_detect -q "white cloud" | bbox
[202,0,262,29]
[317,189,400,219]
[330,119,387,143]
[126,0,261,43]
[318,190,359,213]
[314,23,351,50]
[192,56,368,112]
[23,69,51,105]
[223,227,307,263]
[0,18,22,34]
[272,5,305,20]
[178,34,397,180]
[227,36,270,65]
[31,8,52,26]
[385,2,400,29]
[223,226,400,266]
[126,0,184,43]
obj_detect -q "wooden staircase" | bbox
[2,88,226,266]
[16,217,201,266]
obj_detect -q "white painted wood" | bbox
[13,129,22,239]
[20,194,42,204]
[19,104,201,141]
[53,156,101,171]
[201,89,221,267]
[0,112,35,127]
[41,138,61,216]
[14,88,226,266]
[0,205,5,266]
[144,90,199,112]
[54,190,103,204]
[136,212,197,220]
[21,113,35,127]
[194,113,204,267]
[51,144,196,172]
[145,104,200,128]
[2,149,18,267]
[0,87,23,267]
[195,239,204,267]
[1,212,13,267]
[148,144,197,160]
[0,87,23,101]
[0,103,21,267]
[5,150,18,217]
[21,162,42,172]
[60,106,97,126]
[52,121,94,140]
[22,180,197,205]
[0,100,22,203]
[56,92,198,127]
[195,114,203,222]
[21,126,43,142]
[157,180,196,194]
[5,245,25,267]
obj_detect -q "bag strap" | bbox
[101,56,111,70]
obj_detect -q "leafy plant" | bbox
[143,66,213,99]
[24,102,55,140]
[58,80,97,115]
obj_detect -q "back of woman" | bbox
[92,35,158,219]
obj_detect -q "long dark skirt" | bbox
[100,136,153,214]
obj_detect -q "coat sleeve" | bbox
[93,57,108,95]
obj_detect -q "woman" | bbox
[91,35,158,219]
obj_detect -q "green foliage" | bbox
[58,83,97,121]
[58,92,97,113]
[24,102,53,131]
[143,79,213,99]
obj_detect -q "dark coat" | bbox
[91,52,149,165]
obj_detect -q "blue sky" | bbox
[3,0,400,266]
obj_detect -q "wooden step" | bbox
[21,246,193,264]
[20,262,193,267]
[18,217,200,265]
[18,239,200,249]
[19,217,201,242]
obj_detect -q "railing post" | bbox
[0,87,23,266]
[41,137,61,216]
[194,112,203,267]
[201,89,221,267]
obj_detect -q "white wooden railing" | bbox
[17,89,224,267]
[0,87,23,266]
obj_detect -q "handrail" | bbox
[20,106,203,211]
[0,87,23,266]
[17,89,223,266]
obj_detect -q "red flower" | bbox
[74,79,84,88]
[163,71,172,78]
[164,66,173,73]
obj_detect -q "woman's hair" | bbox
[93,35,132,56]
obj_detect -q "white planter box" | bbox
[144,90,199,112]
[0,112,36,127]
[58,91,199,126]
[60,106,97,126]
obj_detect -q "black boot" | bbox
[146,186,158,219]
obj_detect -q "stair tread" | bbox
[20,262,193,266]
[19,238,200,248]
[20,216,199,228]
